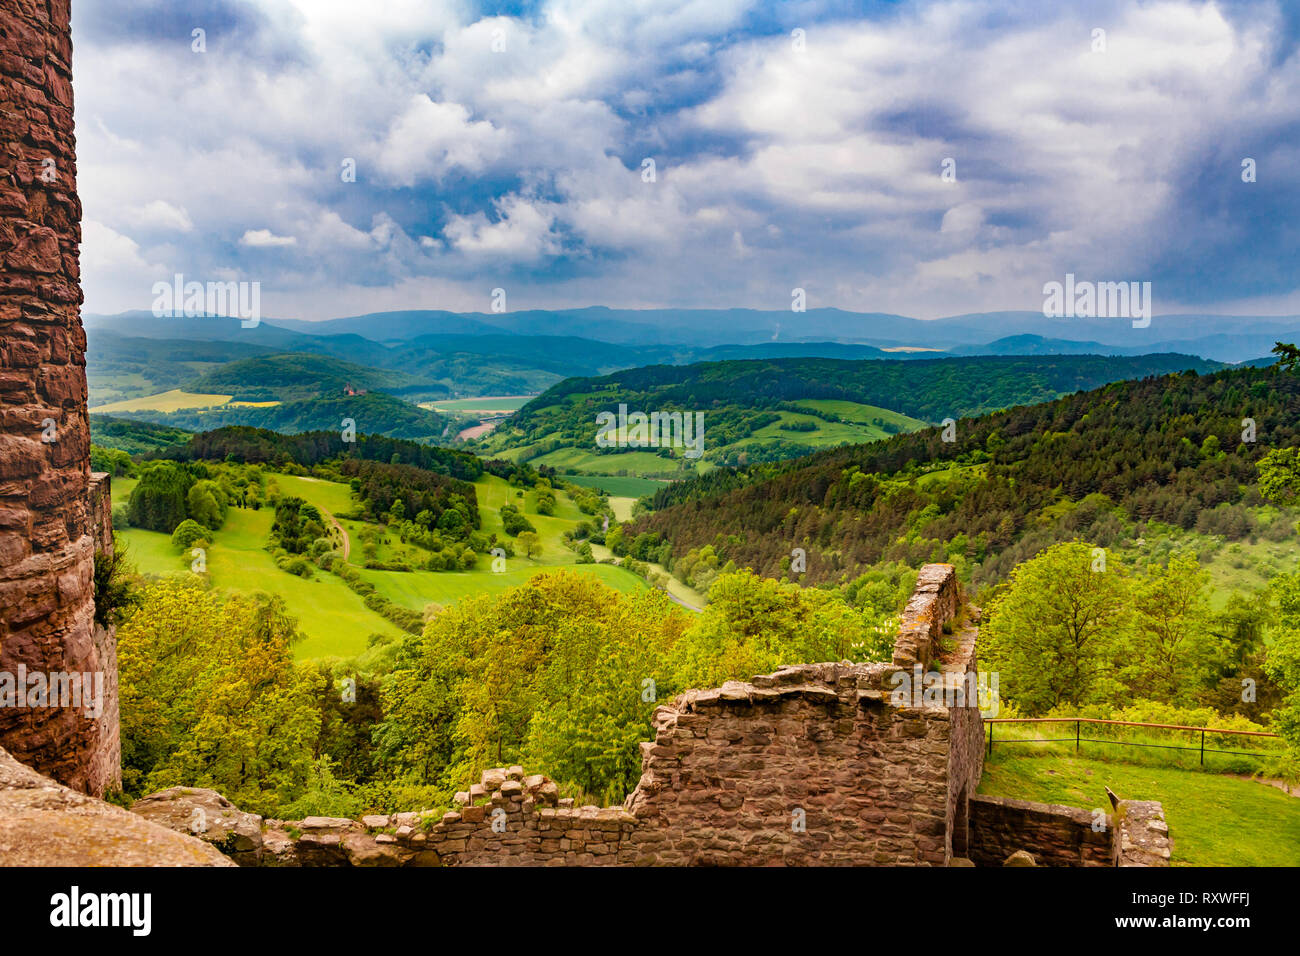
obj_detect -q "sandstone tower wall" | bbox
[0,0,119,795]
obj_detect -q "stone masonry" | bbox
[157,563,1164,868]
[0,0,119,795]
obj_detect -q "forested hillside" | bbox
[510,353,1225,425]
[188,353,448,403]
[625,361,1295,590]
[115,391,450,443]
[149,424,487,480]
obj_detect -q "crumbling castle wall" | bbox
[234,565,1001,867]
[0,0,118,796]
[969,794,1113,866]
[118,563,1169,868]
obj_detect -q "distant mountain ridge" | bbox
[84,307,1300,364]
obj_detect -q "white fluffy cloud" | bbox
[71,0,1300,319]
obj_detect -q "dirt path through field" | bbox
[324,510,350,561]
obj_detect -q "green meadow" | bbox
[979,751,1300,867]
[112,471,650,660]
[560,473,667,498]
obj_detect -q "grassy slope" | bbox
[429,396,534,412]
[978,753,1300,866]
[488,400,926,479]
[113,472,650,659]
[560,474,667,498]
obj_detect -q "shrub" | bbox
[170,519,212,551]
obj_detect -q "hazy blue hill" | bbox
[189,352,447,402]
[107,390,450,443]
[949,334,1132,356]
[86,307,1300,363]
[265,309,507,341]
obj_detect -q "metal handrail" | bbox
[985,717,1282,765]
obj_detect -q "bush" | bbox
[93,539,140,628]
[170,519,212,551]
[281,556,314,578]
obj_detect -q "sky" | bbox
[70,0,1300,321]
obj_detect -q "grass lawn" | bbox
[511,445,697,479]
[608,496,636,522]
[738,407,924,449]
[588,541,707,610]
[978,752,1300,866]
[275,474,356,515]
[91,388,233,413]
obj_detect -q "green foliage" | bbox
[341,458,478,535]
[984,543,1264,718]
[90,444,135,477]
[375,572,685,797]
[983,542,1132,713]
[126,461,193,532]
[500,503,535,536]
[188,352,443,403]
[516,530,542,559]
[270,497,325,554]
[630,361,1298,590]
[1258,447,1300,506]
[92,538,140,629]
[668,571,896,689]
[170,519,211,551]
[89,414,192,455]
[186,479,228,530]
[1265,570,1300,778]
[160,425,484,481]
[116,391,451,444]
[1123,553,1217,701]
[117,578,323,814]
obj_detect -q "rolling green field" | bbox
[482,399,927,479]
[978,752,1300,866]
[427,395,534,413]
[92,388,234,414]
[791,399,927,430]
[113,471,651,659]
[608,496,636,522]
[560,473,667,498]
[506,445,703,478]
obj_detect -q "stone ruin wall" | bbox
[195,563,998,867]
[166,561,1162,869]
[253,658,983,867]
[0,0,118,796]
[969,794,1113,867]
